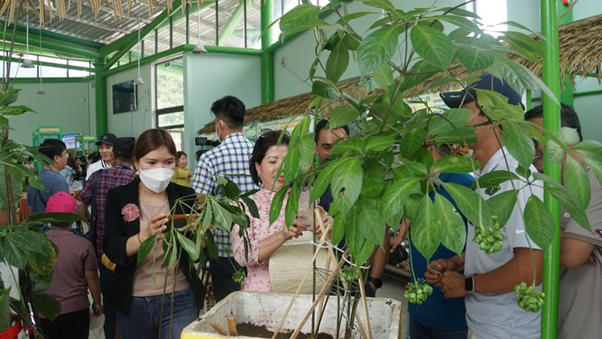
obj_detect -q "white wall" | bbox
[105,64,154,140]
[9,81,95,146]
[183,52,262,167]
[507,0,540,32]
[573,0,602,20]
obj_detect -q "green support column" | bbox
[261,52,275,104]
[526,90,532,111]
[558,5,574,106]
[260,0,274,104]
[540,1,562,338]
[95,61,108,137]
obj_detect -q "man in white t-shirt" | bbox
[86,133,117,180]
[425,74,543,339]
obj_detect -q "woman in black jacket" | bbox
[103,129,203,339]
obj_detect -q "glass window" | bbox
[271,0,301,44]
[42,65,67,78]
[69,69,90,77]
[157,24,171,53]
[39,56,68,65]
[158,112,184,127]
[6,61,38,78]
[197,5,217,47]
[217,0,234,47]
[156,57,185,138]
[144,33,157,56]
[156,59,184,110]
[468,0,508,36]
[69,60,90,68]
[165,129,184,151]
[239,0,261,49]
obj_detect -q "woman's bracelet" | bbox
[137,232,143,244]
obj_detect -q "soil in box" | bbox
[237,322,334,339]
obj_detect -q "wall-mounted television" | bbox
[112,80,137,114]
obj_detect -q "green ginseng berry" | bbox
[404,279,433,305]
[233,270,246,283]
[340,266,361,281]
[474,216,504,254]
[515,282,545,313]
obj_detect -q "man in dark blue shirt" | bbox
[404,142,474,338]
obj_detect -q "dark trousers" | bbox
[39,308,89,339]
[409,317,468,339]
[100,265,118,339]
[209,256,243,302]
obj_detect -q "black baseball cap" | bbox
[440,73,523,108]
[96,133,118,146]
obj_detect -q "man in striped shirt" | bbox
[192,95,258,302]
[76,137,136,339]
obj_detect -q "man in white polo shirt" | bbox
[86,133,117,180]
[426,74,544,339]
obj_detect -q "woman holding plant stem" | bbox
[103,129,204,339]
[231,130,329,292]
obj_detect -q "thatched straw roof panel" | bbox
[198,78,369,134]
[412,14,602,95]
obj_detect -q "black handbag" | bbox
[387,241,409,266]
[83,170,102,254]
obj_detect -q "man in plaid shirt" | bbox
[192,95,257,302]
[76,137,136,339]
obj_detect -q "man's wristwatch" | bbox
[367,277,383,289]
[465,274,478,292]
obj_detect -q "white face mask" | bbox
[139,168,174,193]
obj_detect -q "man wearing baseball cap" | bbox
[86,133,118,180]
[425,74,544,339]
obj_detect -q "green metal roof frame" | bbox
[3,24,101,59]
[3,22,105,49]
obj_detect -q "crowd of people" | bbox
[25,74,601,339]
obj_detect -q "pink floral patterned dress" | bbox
[230,188,288,292]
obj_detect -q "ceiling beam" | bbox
[32,24,113,45]
[61,14,130,35]
[93,3,161,24]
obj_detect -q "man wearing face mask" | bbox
[76,138,136,339]
[192,95,258,302]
